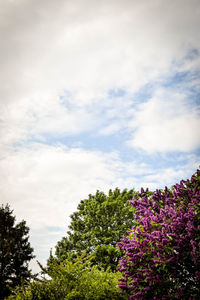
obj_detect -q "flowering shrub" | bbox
[117,170,200,299]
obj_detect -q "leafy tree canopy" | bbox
[117,170,200,299]
[54,188,137,270]
[0,204,35,299]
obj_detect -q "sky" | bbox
[0,0,200,274]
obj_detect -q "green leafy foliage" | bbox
[9,252,128,300]
[54,188,136,270]
[0,204,35,299]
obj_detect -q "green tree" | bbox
[0,204,35,299]
[54,188,137,270]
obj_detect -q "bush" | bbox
[117,170,200,299]
[9,252,128,299]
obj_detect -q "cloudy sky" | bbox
[0,0,200,273]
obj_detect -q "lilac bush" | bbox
[117,170,200,299]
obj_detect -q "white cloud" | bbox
[0,0,200,152]
[1,0,200,106]
[0,145,120,229]
[0,143,197,231]
[128,89,200,152]
[0,0,200,274]
[0,92,99,149]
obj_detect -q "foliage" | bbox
[117,170,200,299]
[0,204,35,299]
[9,252,128,300]
[54,188,136,270]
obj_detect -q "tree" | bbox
[117,170,200,299]
[0,204,35,299]
[54,188,137,270]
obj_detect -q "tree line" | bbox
[1,170,200,299]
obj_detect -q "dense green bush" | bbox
[8,252,128,299]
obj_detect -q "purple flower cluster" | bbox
[117,170,200,299]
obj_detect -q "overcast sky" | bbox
[0,0,200,273]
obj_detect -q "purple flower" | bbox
[117,169,200,299]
